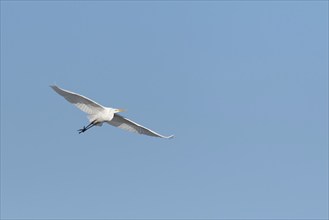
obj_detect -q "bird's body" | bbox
[51,85,174,139]
[87,108,115,126]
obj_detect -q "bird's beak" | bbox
[117,108,126,112]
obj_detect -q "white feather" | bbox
[51,85,174,138]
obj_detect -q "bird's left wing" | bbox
[50,85,105,115]
[107,114,174,139]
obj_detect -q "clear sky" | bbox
[1,1,328,219]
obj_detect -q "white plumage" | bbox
[51,85,174,139]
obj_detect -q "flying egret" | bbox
[50,85,174,139]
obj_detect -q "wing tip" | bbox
[164,135,175,139]
[50,84,59,90]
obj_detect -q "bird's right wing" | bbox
[108,114,174,139]
[50,85,105,114]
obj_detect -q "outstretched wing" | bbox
[107,114,174,139]
[50,85,105,115]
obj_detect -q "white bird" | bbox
[50,85,174,139]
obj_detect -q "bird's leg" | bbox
[78,123,95,134]
[78,120,97,134]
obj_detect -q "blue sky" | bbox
[1,1,328,219]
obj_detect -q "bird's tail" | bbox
[87,114,97,123]
[87,114,103,126]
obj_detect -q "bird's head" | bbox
[114,108,126,113]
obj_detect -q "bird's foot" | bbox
[78,126,87,134]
